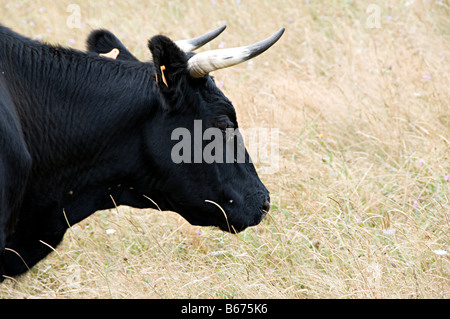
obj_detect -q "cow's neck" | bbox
[1,27,161,220]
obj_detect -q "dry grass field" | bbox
[0,0,449,299]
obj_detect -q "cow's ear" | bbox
[86,29,139,62]
[148,35,190,107]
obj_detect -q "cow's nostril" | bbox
[262,199,271,213]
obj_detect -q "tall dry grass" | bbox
[0,0,448,298]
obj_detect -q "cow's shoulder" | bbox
[0,77,32,244]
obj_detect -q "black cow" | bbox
[0,24,284,280]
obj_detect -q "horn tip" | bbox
[276,27,286,38]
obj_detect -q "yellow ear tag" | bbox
[99,48,120,60]
[160,65,168,87]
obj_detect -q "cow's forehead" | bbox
[198,76,237,120]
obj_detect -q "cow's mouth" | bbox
[159,194,268,233]
[214,207,268,233]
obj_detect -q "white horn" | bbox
[175,25,227,52]
[187,27,285,78]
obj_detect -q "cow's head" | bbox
[87,26,284,233]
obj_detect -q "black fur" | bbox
[0,24,269,280]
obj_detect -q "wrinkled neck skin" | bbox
[1,29,170,275]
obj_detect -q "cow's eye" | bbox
[214,117,234,131]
